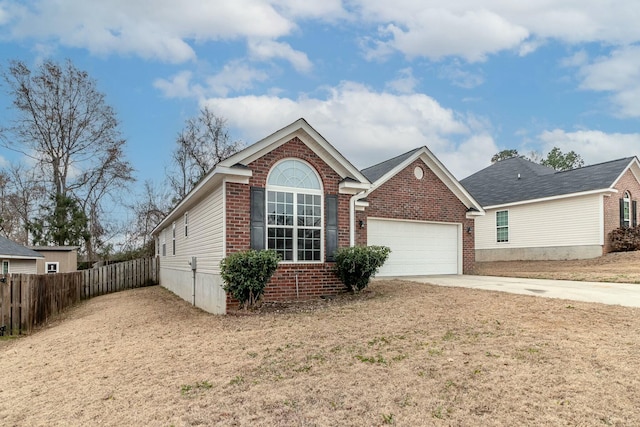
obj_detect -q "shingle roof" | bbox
[360,147,424,182]
[460,156,636,207]
[0,236,44,259]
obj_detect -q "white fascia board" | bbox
[151,166,252,236]
[355,199,369,212]
[610,157,640,189]
[1,255,43,260]
[466,210,485,218]
[218,118,369,185]
[339,181,371,194]
[483,188,616,210]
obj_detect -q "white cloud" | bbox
[4,0,640,69]
[354,1,640,62]
[371,9,529,62]
[154,71,201,99]
[439,61,484,89]
[576,46,640,117]
[385,68,418,94]
[0,3,9,26]
[538,129,640,164]
[560,50,589,68]
[154,62,270,99]
[271,0,345,19]
[206,61,270,96]
[3,0,296,62]
[202,81,497,177]
[440,133,498,179]
[248,39,312,73]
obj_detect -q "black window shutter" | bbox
[633,201,638,227]
[250,187,266,250]
[325,195,338,262]
[620,198,625,228]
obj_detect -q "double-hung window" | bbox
[1,260,8,275]
[266,159,323,262]
[496,210,509,243]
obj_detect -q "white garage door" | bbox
[367,218,460,276]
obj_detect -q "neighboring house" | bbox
[0,236,44,275]
[461,156,640,261]
[30,246,79,274]
[152,118,483,314]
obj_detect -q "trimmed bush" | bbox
[334,245,391,293]
[220,250,280,309]
[609,226,640,252]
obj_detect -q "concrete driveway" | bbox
[398,275,640,308]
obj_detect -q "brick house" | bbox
[461,156,640,261]
[152,119,483,314]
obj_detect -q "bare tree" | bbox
[0,163,47,244]
[168,106,242,202]
[123,180,171,256]
[0,59,134,257]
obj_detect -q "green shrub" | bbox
[334,245,391,293]
[609,226,640,252]
[220,250,280,309]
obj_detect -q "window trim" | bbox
[184,212,189,238]
[623,191,631,228]
[1,260,9,275]
[172,222,176,256]
[161,230,166,257]
[45,262,59,274]
[496,210,509,243]
[266,159,324,264]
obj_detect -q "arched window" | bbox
[266,159,323,262]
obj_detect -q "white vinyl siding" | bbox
[159,184,224,274]
[1,259,38,274]
[476,194,602,250]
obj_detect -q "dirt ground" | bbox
[1,276,639,426]
[475,250,640,283]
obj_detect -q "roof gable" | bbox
[361,146,484,213]
[153,118,371,234]
[462,156,639,207]
[0,236,44,259]
[219,118,369,183]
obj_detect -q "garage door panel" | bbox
[368,219,459,276]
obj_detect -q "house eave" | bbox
[219,118,370,185]
[483,188,617,210]
[339,181,371,195]
[0,254,43,260]
[152,166,253,236]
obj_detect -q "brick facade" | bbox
[603,169,640,253]
[355,159,475,273]
[225,137,351,305]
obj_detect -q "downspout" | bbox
[350,191,368,247]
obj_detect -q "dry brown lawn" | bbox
[475,250,640,283]
[1,273,639,426]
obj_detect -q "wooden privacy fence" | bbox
[0,257,159,335]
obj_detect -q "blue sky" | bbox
[1,0,640,192]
